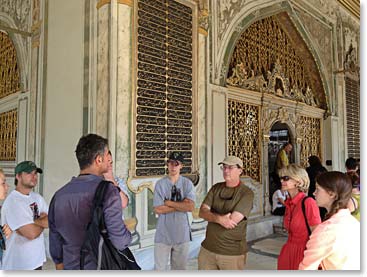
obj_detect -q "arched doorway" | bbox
[268,121,293,207]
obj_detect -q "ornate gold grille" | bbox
[135,0,194,176]
[0,32,20,99]
[299,116,321,168]
[0,109,17,161]
[228,99,261,181]
[226,15,325,109]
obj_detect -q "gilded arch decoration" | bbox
[0,31,20,99]
[0,32,19,161]
[226,12,327,110]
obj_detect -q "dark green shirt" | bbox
[201,181,254,255]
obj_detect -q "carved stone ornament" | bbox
[277,107,289,123]
[199,8,209,31]
[227,61,319,107]
[0,0,31,32]
[344,43,359,74]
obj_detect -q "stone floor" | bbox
[43,232,288,270]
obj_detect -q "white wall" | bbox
[43,0,84,203]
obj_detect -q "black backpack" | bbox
[80,180,141,270]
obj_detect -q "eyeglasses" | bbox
[220,165,239,171]
[280,176,291,181]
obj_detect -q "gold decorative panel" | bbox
[228,100,261,181]
[299,116,321,168]
[0,32,20,99]
[226,13,326,110]
[0,109,17,161]
[135,0,194,176]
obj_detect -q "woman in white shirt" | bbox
[299,171,360,270]
[271,187,288,216]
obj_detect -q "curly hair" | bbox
[315,171,352,220]
[278,164,310,192]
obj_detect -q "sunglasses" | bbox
[220,165,239,171]
[279,176,291,181]
[0,228,5,251]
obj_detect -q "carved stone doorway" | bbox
[268,121,294,207]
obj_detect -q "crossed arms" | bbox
[154,198,195,214]
[16,212,49,240]
[199,203,244,229]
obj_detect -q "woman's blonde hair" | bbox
[278,164,310,192]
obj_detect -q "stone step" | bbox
[273,222,287,235]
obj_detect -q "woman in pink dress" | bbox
[277,164,321,270]
[299,171,360,270]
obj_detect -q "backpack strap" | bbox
[301,196,312,236]
[93,180,112,233]
[80,180,111,269]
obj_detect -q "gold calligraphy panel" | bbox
[228,100,261,181]
[345,77,360,159]
[299,116,321,168]
[135,0,193,176]
[0,109,17,161]
[0,32,20,99]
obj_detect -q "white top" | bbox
[1,190,48,270]
[299,209,360,270]
[272,189,288,212]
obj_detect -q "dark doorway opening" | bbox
[268,122,293,207]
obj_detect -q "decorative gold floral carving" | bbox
[228,99,261,181]
[0,109,17,161]
[299,116,321,168]
[226,15,324,109]
[0,32,20,99]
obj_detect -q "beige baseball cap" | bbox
[218,156,243,168]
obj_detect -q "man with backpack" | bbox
[48,134,132,269]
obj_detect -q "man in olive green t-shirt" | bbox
[198,156,254,270]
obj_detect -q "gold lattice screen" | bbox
[228,99,261,181]
[0,109,17,161]
[0,32,20,99]
[299,116,321,168]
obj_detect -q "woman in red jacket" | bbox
[277,164,321,270]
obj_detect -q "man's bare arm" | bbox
[17,223,44,240]
[55,263,64,270]
[164,199,194,212]
[34,213,49,228]
[154,205,176,214]
[199,203,237,229]
[229,211,245,224]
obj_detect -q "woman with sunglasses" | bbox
[277,164,321,270]
[299,171,360,270]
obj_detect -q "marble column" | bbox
[95,1,110,138]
